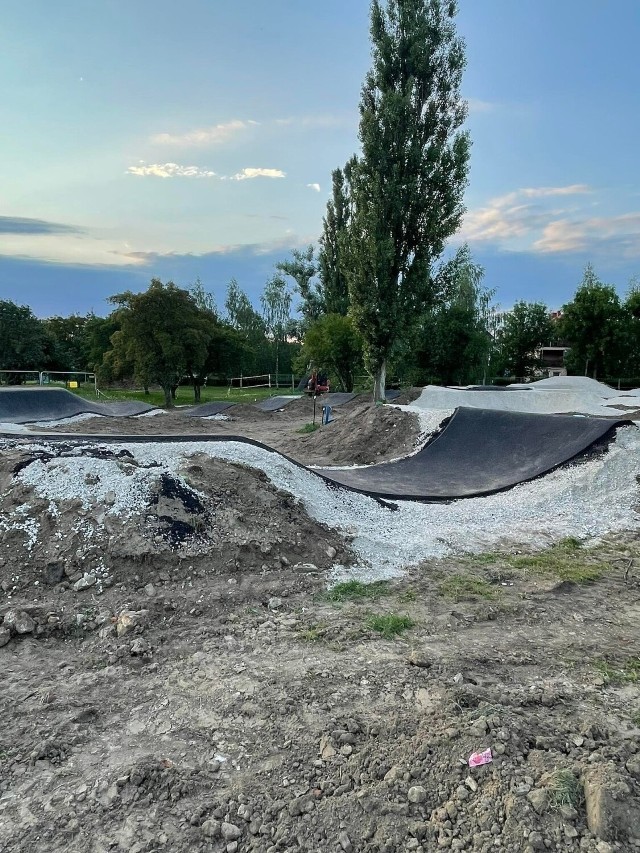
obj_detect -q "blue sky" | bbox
[1,0,639,318]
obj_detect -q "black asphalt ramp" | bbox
[0,406,629,502]
[186,401,235,417]
[254,396,301,412]
[318,407,629,500]
[0,388,156,423]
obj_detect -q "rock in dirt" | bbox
[43,562,65,585]
[3,608,36,634]
[339,830,353,852]
[220,822,241,841]
[116,610,148,637]
[0,624,11,646]
[527,788,548,814]
[584,764,640,841]
[73,573,97,592]
[408,785,428,804]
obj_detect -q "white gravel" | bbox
[126,428,639,577]
[4,422,639,580]
[29,412,104,428]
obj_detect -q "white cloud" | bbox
[460,185,592,244]
[150,119,257,147]
[466,98,496,114]
[459,184,640,259]
[229,168,286,181]
[127,162,216,178]
[534,212,640,254]
[307,183,321,192]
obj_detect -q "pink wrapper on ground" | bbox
[468,747,493,767]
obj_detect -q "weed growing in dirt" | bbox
[630,710,640,727]
[439,573,496,601]
[297,423,320,434]
[366,613,414,639]
[326,580,389,602]
[595,657,640,685]
[547,769,584,809]
[298,624,327,643]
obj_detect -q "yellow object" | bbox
[68,381,78,389]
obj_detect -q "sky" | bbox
[1,0,639,318]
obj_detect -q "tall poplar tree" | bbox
[318,163,354,316]
[343,0,470,400]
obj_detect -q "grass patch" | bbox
[630,711,640,727]
[366,613,414,639]
[463,539,598,584]
[297,422,321,434]
[439,573,497,602]
[298,624,327,643]
[547,769,584,809]
[594,657,640,685]
[326,580,390,602]
[69,384,298,408]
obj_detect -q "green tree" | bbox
[318,165,352,316]
[561,264,626,379]
[189,277,218,317]
[42,314,91,372]
[224,279,270,376]
[276,246,323,330]
[497,301,553,379]
[261,274,292,383]
[0,300,45,381]
[412,247,493,386]
[300,314,363,392]
[108,279,214,407]
[341,0,470,400]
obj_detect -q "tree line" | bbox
[1,1,638,401]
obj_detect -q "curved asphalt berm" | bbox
[0,388,155,422]
[318,407,629,499]
[0,407,630,502]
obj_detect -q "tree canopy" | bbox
[108,279,214,407]
[561,264,626,379]
[342,0,470,400]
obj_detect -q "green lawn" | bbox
[65,383,301,408]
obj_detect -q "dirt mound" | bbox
[284,402,422,466]
[0,442,352,608]
[393,387,425,405]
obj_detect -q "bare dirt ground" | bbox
[1,403,639,853]
[33,397,423,467]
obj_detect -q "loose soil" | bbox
[33,399,423,467]
[1,405,639,853]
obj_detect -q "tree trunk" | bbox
[162,383,174,408]
[193,381,201,403]
[373,360,386,403]
[144,384,150,396]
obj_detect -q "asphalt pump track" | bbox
[0,405,629,502]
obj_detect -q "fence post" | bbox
[240,374,243,389]
[269,374,272,388]
[39,371,43,386]
[291,373,294,391]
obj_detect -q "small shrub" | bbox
[297,422,320,434]
[298,624,327,643]
[326,580,389,602]
[366,614,414,639]
[547,769,584,809]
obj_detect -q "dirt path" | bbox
[1,406,639,852]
